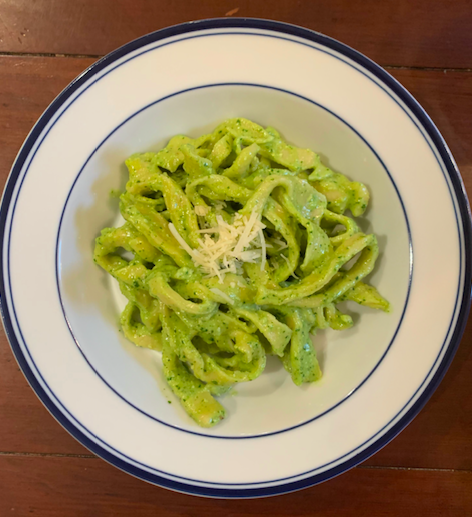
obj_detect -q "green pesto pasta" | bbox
[93,118,390,428]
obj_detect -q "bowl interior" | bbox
[58,84,411,436]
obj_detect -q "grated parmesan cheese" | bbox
[169,210,267,282]
[258,228,266,272]
[271,238,288,251]
[194,205,210,216]
[209,288,234,305]
[280,252,300,279]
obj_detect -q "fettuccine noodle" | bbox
[94,118,389,427]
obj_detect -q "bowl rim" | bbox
[1,18,471,498]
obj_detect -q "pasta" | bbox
[93,118,390,427]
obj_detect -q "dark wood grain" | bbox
[0,55,96,190]
[0,0,471,68]
[0,456,471,516]
[1,55,472,472]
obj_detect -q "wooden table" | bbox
[1,1,471,514]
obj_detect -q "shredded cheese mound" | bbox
[169,211,267,282]
[194,205,210,216]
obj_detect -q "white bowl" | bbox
[1,19,470,497]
